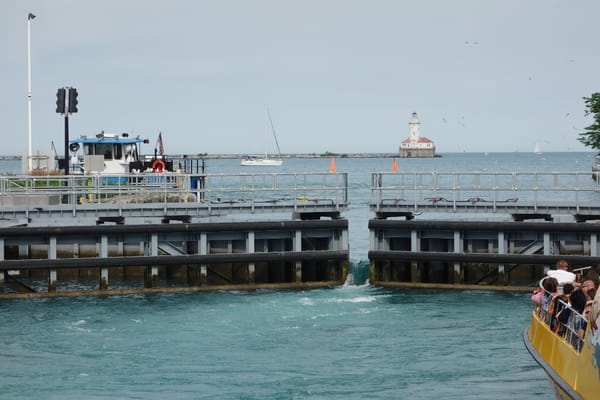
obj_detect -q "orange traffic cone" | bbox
[329,157,336,173]
[392,158,398,172]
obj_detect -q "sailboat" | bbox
[533,142,542,154]
[241,107,283,166]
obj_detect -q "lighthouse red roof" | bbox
[402,137,433,144]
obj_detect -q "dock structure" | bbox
[368,171,600,291]
[0,171,349,298]
[5,168,600,296]
[368,219,600,291]
[0,220,349,298]
[370,171,600,221]
[0,171,347,226]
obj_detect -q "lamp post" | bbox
[27,13,35,173]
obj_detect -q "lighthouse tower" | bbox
[408,112,420,144]
[399,112,436,158]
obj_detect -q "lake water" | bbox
[1,152,595,399]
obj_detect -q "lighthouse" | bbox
[399,112,436,158]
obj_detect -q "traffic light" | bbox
[56,88,66,114]
[68,88,78,114]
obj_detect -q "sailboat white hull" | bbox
[241,107,284,167]
[240,157,283,166]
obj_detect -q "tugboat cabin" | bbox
[68,132,171,175]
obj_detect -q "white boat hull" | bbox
[241,158,283,166]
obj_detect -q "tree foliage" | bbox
[578,93,600,150]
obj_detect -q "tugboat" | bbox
[66,131,172,180]
[524,280,600,399]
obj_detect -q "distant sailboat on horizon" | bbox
[533,142,542,154]
[241,107,283,166]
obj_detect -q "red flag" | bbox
[157,132,164,156]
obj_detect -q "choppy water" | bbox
[1,152,595,399]
[1,288,547,399]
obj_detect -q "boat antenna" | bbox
[266,107,282,157]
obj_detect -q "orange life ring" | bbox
[152,159,166,173]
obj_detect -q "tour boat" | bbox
[524,287,600,399]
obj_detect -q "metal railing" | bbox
[536,291,588,352]
[371,171,600,215]
[0,172,348,221]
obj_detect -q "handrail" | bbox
[535,289,588,352]
[371,171,600,215]
[0,172,348,218]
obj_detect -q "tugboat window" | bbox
[94,144,113,159]
[114,145,122,160]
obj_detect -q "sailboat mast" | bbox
[267,107,282,157]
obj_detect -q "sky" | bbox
[2,0,600,156]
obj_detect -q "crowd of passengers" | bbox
[531,259,598,351]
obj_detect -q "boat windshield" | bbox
[85,143,123,160]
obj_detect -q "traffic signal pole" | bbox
[64,114,69,175]
[55,87,77,175]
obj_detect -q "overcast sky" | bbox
[2,0,599,156]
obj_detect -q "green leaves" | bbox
[578,93,600,150]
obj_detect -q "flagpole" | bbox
[27,13,35,173]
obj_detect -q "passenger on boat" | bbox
[582,280,597,301]
[568,289,588,350]
[571,267,595,289]
[569,288,586,312]
[547,259,576,285]
[556,259,569,271]
[585,268,600,288]
[581,300,594,335]
[531,287,543,308]
[539,277,558,322]
[589,287,597,302]
[552,283,575,333]
[532,276,554,308]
